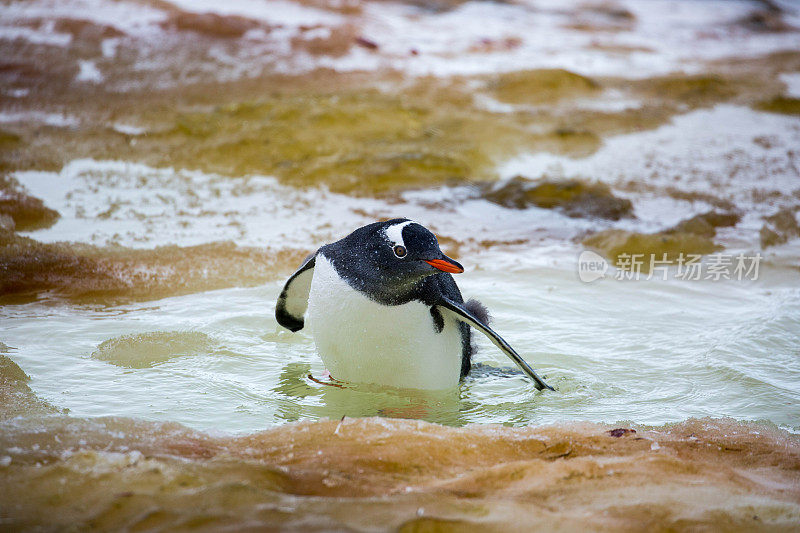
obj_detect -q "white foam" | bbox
[780,72,800,98]
[315,0,800,78]
[101,38,121,58]
[14,160,386,249]
[0,111,79,127]
[0,25,71,47]
[164,0,343,27]
[13,156,594,257]
[76,60,103,84]
[5,89,30,98]
[111,123,146,135]
[0,0,166,35]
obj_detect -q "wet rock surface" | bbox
[760,207,800,248]
[0,415,798,531]
[582,229,720,266]
[481,177,633,220]
[0,228,308,304]
[91,331,216,369]
[0,355,59,420]
[486,68,600,105]
[580,210,743,266]
[0,354,29,384]
[633,75,738,108]
[756,96,800,115]
[0,175,59,231]
[159,11,264,38]
[667,211,742,238]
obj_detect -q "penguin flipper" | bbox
[275,252,317,332]
[436,297,554,391]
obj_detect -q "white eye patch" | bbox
[384,220,414,248]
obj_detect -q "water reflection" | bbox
[273,362,468,425]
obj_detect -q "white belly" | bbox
[307,255,463,390]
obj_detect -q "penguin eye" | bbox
[393,245,407,258]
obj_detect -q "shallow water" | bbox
[3,240,799,433]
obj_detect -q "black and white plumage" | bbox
[276,219,553,391]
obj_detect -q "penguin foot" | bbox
[307,370,346,388]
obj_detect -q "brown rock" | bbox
[482,177,633,220]
[0,176,60,231]
[0,229,308,304]
[760,207,800,248]
[487,69,599,105]
[667,211,741,238]
[582,229,720,267]
[607,428,636,438]
[160,11,262,38]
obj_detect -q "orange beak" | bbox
[425,258,464,274]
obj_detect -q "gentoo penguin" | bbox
[276,219,553,391]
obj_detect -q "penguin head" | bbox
[379,218,463,275]
[325,218,463,301]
